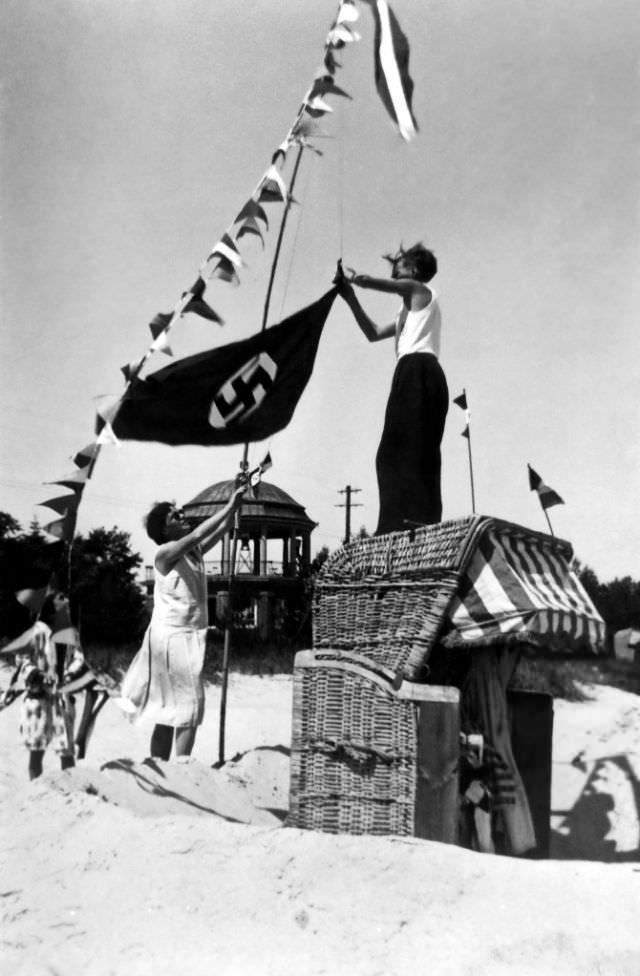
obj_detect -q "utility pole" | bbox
[336,485,362,543]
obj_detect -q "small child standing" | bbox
[15,615,83,779]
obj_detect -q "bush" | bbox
[509,653,640,701]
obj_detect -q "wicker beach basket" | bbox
[312,515,484,680]
[288,649,459,836]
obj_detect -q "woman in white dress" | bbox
[122,481,246,760]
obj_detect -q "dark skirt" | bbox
[375,352,449,534]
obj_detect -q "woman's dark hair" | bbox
[383,242,437,282]
[145,501,173,544]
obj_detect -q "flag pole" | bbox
[466,424,476,514]
[218,144,305,765]
[455,388,476,514]
[543,508,554,536]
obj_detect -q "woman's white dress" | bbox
[121,549,208,728]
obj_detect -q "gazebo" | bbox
[182,479,317,638]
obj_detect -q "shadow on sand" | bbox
[552,753,640,862]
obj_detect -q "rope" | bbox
[278,150,314,320]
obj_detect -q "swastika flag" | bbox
[108,289,337,446]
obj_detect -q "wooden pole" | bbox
[542,507,554,536]
[460,389,476,514]
[217,145,305,765]
[466,430,476,515]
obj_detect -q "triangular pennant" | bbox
[206,256,240,285]
[149,312,173,340]
[336,0,359,25]
[43,509,77,543]
[453,391,468,410]
[150,330,173,356]
[234,199,269,230]
[327,23,360,47]
[257,166,287,204]
[324,48,342,74]
[528,464,564,510]
[304,95,334,115]
[95,394,122,426]
[184,295,224,325]
[96,421,120,447]
[45,469,89,495]
[236,216,265,246]
[461,424,470,440]
[291,117,326,142]
[188,276,207,300]
[121,356,146,383]
[207,236,244,269]
[39,494,80,517]
[271,140,290,166]
[72,441,100,470]
[308,74,352,101]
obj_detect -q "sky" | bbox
[1,0,638,581]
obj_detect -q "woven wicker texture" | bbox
[288,654,419,835]
[313,516,485,679]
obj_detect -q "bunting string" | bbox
[34,0,418,558]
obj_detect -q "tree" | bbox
[70,527,149,652]
[578,564,640,636]
[0,512,65,641]
[0,512,21,540]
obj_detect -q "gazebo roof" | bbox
[183,479,316,529]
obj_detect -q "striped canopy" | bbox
[442,521,605,653]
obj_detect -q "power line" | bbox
[335,484,362,544]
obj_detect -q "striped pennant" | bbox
[369,0,418,141]
[445,526,605,653]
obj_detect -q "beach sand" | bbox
[1,666,639,976]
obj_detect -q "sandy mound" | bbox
[38,747,289,825]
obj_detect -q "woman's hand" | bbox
[232,474,249,504]
[333,260,356,293]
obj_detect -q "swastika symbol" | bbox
[208,352,277,429]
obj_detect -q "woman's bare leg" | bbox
[175,726,196,757]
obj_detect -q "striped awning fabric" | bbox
[442,523,606,653]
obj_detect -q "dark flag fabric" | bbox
[109,290,338,447]
[528,464,564,510]
[368,0,418,141]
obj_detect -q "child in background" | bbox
[14,595,86,779]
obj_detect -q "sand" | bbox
[1,667,639,976]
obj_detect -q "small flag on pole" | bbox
[249,452,273,491]
[453,390,470,438]
[454,388,475,511]
[528,465,564,510]
[453,391,467,411]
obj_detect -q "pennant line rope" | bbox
[95,0,364,441]
[34,1,363,558]
[34,1,418,580]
